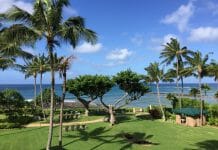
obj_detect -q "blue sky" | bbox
[1,0,218,84]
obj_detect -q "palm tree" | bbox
[160,38,193,108]
[189,88,200,99]
[19,58,38,107]
[207,61,218,90]
[35,54,49,120]
[185,51,209,125]
[56,55,75,147]
[0,27,33,71]
[0,55,15,71]
[1,1,97,149]
[145,62,169,121]
[201,84,211,97]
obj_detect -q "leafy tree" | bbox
[189,88,200,99]
[145,62,171,121]
[104,70,149,125]
[166,93,178,109]
[67,75,113,116]
[160,38,193,108]
[184,51,210,125]
[201,84,211,96]
[1,0,97,148]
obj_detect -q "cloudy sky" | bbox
[1,0,218,84]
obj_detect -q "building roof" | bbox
[173,108,207,117]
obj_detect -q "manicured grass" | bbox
[0,116,218,150]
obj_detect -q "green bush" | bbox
[35,88,61,106]
[0,89,25,113]
[148,106,162,119]
[207,104,218,126]
[7,115,34,125]
[0,122,21,129]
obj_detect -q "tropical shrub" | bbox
[148,106,162,119]
[208,104,218,126]
[0,89,25,113]
[35,88,61,106]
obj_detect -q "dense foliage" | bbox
[35,88,61,106]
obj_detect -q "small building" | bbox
[173,108,207,127]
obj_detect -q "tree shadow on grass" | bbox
[184,140,218,150]
[40,145,67,150]
[62,127,158,150]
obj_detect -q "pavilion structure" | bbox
[173,108,207,127]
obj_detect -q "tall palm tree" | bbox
[160,38,193,108]
[35,54,49,120]
[189,88,200,99]
[19,58,38,107]
[56,55,75,148]
[207,61,218,90]
[145,62,169,121]
[1,1,97,149]
[185,51,209,125]
[201,84,211,96]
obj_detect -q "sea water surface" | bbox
[0,83,217,107]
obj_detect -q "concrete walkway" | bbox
[25,118,105,128]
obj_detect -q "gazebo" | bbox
[173,108,207,127]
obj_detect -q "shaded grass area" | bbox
[0,116,218,150]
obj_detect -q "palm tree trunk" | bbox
[59,70,66,148]
[46,49,55,150]
[40,72,46,120]
[156,82,165,121]
[34,75,37,107]
[181,76,184,98]
[198,74,203,126]
[176,59,181,109]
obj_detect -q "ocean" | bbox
[0,83,217,108]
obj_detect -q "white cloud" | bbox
[189,27,218,42]
[131,34,144,46]
[161,1,194,32]
[106,48,133,61]
[150,34,178,51]
[75,42,102,53]
[0,0,33,14]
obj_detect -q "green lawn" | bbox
[0,116,218,150]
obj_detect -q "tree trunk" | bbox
[156,82,165,121]
[77,97,90,116]
[181,76,184,98]
[34,75,37,107]
[198,74,203,126]
[46,49,55,150]
[84,108,89,116]
[59,70,66,148]
[109,105,115,126]
[176,59,181,109]
[40,73,46,120]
